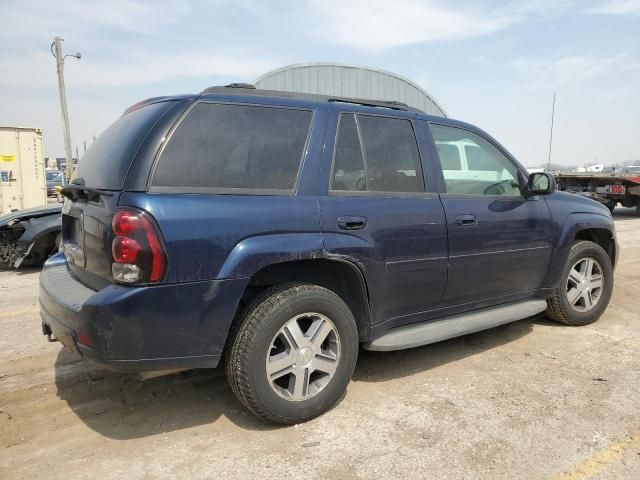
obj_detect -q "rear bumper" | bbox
[39,253,248,372]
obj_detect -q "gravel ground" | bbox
[1,209,639,480]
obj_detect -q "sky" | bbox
[1,0,639,167]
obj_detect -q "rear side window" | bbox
[331,113,425,193]
[152,103,313,192]
[332,114,367,191]
[77,101,174,190]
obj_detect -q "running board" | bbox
[364,299,547,352]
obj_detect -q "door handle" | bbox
[337,216,367,230]
[455,214,477,226]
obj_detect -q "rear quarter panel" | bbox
[118,98,329,284]
[118,193,323,283]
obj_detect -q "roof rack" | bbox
[327,98,412,111]
[200,84,423,113]
[224,82,256,89]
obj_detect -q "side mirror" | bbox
[526,172,556,196]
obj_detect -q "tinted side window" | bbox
[331,114,366,191]
[331,114,425,193]
[358,115,424,193]
[430,124,521,196]
[153,103,313,191]
[78,101,174,190]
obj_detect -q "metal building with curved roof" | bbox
[254,63,446,117]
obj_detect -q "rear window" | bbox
[152,103,313,192]
[76,101,174,190]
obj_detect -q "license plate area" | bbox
[62,210,86,267]
[608,184,625,194]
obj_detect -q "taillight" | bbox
[111,209,166,284]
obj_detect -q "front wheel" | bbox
[545,240,614,326]
[225,283,359,424]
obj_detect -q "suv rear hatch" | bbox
[61,99,185,290]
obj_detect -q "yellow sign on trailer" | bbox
[0,127,47,214]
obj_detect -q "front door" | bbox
[318,109,448,325]
[427,122,554,306]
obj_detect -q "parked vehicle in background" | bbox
[40,85,617,424]
[46,170,64,196]
[0,127,47,214]
[0,204,62,268]
[556,171,640,215]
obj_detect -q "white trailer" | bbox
[0,127,47,214]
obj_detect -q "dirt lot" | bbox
[1,210,639,480]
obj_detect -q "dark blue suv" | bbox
[40,85,617,424]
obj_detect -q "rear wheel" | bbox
[225,283,359,424]
[545,241,613,326]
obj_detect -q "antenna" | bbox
[547,92,556,171]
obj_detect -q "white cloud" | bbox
[0,0,193,41]
[586,0,640,14]
[508,54,640,89]
[0,51,278,88]
[304,0,517,50]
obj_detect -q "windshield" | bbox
[46,171,61,181]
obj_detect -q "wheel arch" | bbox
[574,227,616,266]
[544,212,616,289]
[240,257,372,341]
[17,214,62,244]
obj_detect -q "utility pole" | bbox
[51,37,81,183]
[547,92,556,172]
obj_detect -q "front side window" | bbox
[331,113,425,193]
[152,103,313,191]
[430,124,521,196]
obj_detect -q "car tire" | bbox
[545,240,613,326]
[225,283,359,424]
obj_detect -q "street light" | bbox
[50,37,81,184]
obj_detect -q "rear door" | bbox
[426,122,553,306]
[319,107,448,326]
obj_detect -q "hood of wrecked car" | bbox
[0,205,62,227]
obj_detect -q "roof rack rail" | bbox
[327,97,412,111]
[199,85,424,113]
[225,82,256,89]
[201,83,255,93]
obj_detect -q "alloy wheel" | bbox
[566,257,604,312]
[266,313,341,401]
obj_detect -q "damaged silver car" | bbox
[0,205,62,268]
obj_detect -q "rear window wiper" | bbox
[61,178,114,201]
